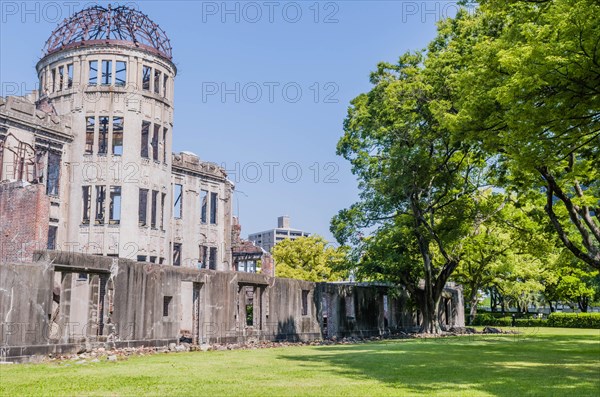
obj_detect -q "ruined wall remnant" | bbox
[0,251,465,362]
[0,181,50,263]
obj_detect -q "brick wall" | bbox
[0,181,49,263]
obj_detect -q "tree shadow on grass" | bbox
[278,333,600,396]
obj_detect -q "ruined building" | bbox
[1,5,232,269]
[0,6,464,362]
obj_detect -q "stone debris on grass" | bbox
[42,328,519,365]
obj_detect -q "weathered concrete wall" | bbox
[0,182,50,263]
[0,251,464,362]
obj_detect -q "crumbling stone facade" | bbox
[0,251,464,362]
[0,181,50,262]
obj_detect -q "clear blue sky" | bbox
[1,0,459,241]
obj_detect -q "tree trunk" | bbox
[468,289,479,325]
[549,301,555,313]
[416,289,443,334]
[578,297,589,313]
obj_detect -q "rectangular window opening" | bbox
[46,152,60,196]
[57,66,64,91]
[95,185,106,225]
[160,192,166,230]
[163,75,168,97]
[47,226,58,250]
[67,64,73,88]
[115,61,126,87]
[137,255,147,262]
[173,184,182,219]
[151,190,158,228]
[51,68,56,92]
[154,69,161,94]
[210,192,218,224]
[163,296,172,317]
[88,61,98,85]
[142,65,151,90]
[101,60,112,85]
[85,117,95,154]
[98,116,109,155]
[152,124,160,161]
[82,186,91,224]
[209,247,217,270]
[141,121,150,158]
[302,290,309,316]
[199,245,208,269]
[162,127,168,163]
[139,188,148,226]
[200,190,208,224]
[173,243,182,267]
[109,186,121,224]
[112,117,123,155]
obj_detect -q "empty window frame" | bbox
[151,190,158,228]
[57,66,64,91]
[160,192,166,230]
[85,117,95,154]
[89,61,98,85]
[112,117,123,155]
[173,184,182,219]
[51,68,56,92]
[47,226,58,250]
[82,186,91,224]
[95,185,106,224]
[115,61,126,87]
[154,69,161,94]
[109,186,121,224]
[101,60,112,85]
[67,64,73,88]
[98,116,109,155]
[173,243,182,267]
[210,192,218,224]
[163,296,173,316]
[199,245,207,269]
[162,127,168,163]
[142,65,151,90]
[209,247,217,270]
[149,256,157,264]
[139,188,148,226]
[152,124,160,161]
[46,152,60,196]
[141,121,150,158]
[137,255,147,262]
[39,72,45,96]
[163,75,168,97]
[302,290,309,316]
[200,190,208,223]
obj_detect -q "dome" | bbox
[42,5,172,60]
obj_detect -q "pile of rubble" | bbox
[44,327,518,364]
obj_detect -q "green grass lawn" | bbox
[1,328,598,396]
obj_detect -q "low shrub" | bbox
[472,313,512,326]
[515,318,547,327]
[547,312,600,329]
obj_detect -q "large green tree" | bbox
[331,49,497,333]
[434,0,600,269]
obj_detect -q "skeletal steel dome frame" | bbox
[42,5,172,60]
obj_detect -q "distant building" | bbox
[231,217,274,276]
[248,216,310,252]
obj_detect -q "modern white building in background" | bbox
[248,216,310,252]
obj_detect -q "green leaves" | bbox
[272,235,348,282]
